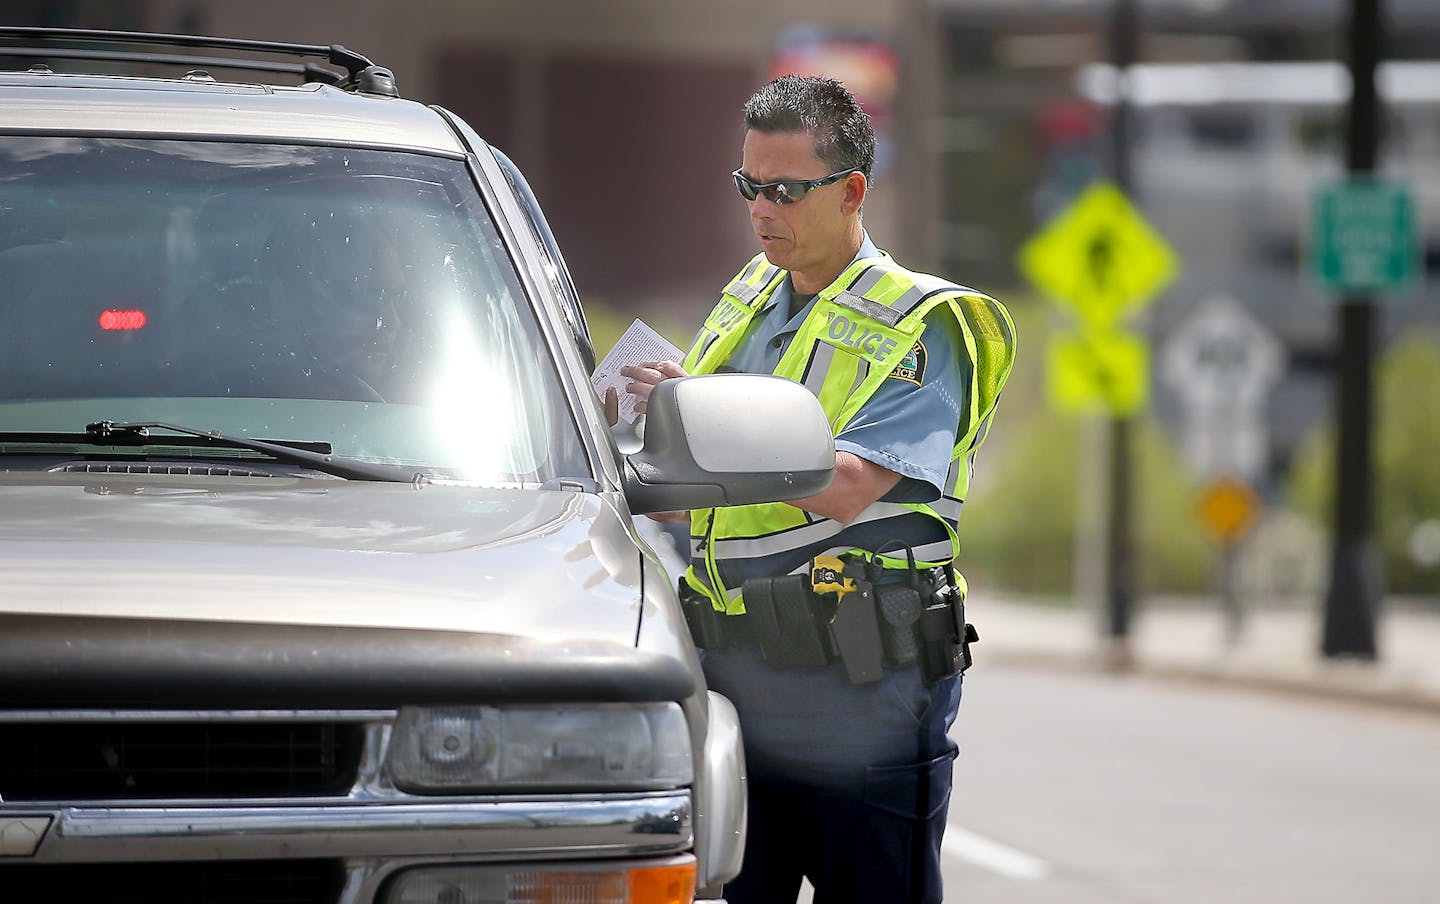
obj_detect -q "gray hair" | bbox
[743,74,876,180]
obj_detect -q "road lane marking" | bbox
[943,826,1053,881]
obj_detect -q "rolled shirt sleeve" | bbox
[833,312,970,504]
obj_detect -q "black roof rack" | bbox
[0,27,398,97]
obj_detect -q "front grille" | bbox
[0,860,345,904]
[0,721,364,801]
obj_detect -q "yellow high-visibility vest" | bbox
[681,251,1016,615]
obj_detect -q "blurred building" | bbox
[10,0,1440,488]
[929,0,1440,486]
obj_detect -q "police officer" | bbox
[620,75,1015,904]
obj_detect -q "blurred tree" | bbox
[959,354,1213,598]
[958,409,1082,596]
[961,415,1214,597]
[1289,330,1440,597]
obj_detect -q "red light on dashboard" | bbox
[99,310,148,331]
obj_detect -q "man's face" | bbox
[738,129,856,280]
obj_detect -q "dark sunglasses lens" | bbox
[734,173,759,201]
[757,183,796,205]
[776,182,807,203]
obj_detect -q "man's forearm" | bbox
[787,451,901,524]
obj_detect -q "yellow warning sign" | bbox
[1046,329,1149,416]
[1194,476,1262,546]
[1019,181,1179,326]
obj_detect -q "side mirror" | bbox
[623,374,835,515]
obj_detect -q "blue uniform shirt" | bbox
[724,233,970,504]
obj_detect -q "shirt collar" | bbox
[762,230,879,314]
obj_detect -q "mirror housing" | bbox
[622,374,835,515]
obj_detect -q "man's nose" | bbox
[750,197,783,221]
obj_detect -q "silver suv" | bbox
[0,28,834,904]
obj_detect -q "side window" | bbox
[491,148,596,372]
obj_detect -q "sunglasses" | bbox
[732,167,859,205]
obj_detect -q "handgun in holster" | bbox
[823,558,884,685]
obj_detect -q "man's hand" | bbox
[603,387,619,427]
[619,360,689,416]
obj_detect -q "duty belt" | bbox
[679,558,977,686]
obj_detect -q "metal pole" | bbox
[1102,0,1138,666]
[1322,0,1383,660]
[1221,544,1242,647]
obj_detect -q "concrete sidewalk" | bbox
[973,594,1440,714]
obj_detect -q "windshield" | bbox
[0,137,588,483]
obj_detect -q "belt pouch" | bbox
[742,576,831,669]
[678,580,724,650]
[875,584,923,668]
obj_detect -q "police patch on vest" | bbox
[822,310,898,361]
[888,340,927,385]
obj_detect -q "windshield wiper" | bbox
[66,420,423,482]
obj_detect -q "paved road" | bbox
[933,665,1440,904]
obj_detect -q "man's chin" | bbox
[758,244,791,269]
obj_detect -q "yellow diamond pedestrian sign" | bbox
[1019,181,1179,326]
[1047,328,1149,416]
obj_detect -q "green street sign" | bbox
[1312,179,1419,295]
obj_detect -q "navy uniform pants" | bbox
[702,645,963,904]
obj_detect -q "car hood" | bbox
[0,473,644,647]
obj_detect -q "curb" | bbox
[982,645,1440,718]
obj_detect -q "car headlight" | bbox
[387,703,693,792]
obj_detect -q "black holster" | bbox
[678,579,725,650]
[915,564,976,684]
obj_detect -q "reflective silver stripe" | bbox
[724,256,764,293]
[968,413,994,453]
[695,329,721,363]
[849,357,871,397]
[889,282,929,318]
[709,502,928,560]
[729,262,784,306]
[931,495,963,521]
[808,538,954,567]
[801,340,837,397]
[831,289,902,328]
[846,264,888,296]
[902,539,954,562]
[727,280,759,303]
[944,458,965,497]
[742,255,771,283]
[890,274,967,324]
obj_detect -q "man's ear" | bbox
[841,171,868,216]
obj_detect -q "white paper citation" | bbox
[591,319,684,424]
